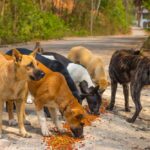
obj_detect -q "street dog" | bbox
[37,49,102,115]
[68,46,109,92]
[6,49,86,138]
[7,48,83,117]
[0,49,44,138]
[107,49,150,123]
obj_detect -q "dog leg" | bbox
[7,101,17,126]
[107,81,117,110]
[48,107,66,133]
[24,92,31,125]
[44,107,51,118]
[36,109,52,136]
[123,84,130,112]
[16,100,31,138]
[127,82,142,123]
[0,100,4,138]
[23,111,31,125]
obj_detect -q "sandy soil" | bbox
[0,27,149,150]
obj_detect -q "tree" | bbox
[0,0,6,17]
[134,0,150,27]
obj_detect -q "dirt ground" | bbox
[0,27,149,150]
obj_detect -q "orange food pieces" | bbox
[44,99,109,150]
[43,132,81,150]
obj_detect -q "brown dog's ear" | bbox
[76,114,84,120]
[30,48,39,58]
[12,49,22,62]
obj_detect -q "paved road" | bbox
[0,35,147,54]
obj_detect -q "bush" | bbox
[63,0,132,35]
[0,0,68,44]
[0,0,134,44]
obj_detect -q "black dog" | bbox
[79,81,101,115]
[38,50,102,115]
[107,49,148,123]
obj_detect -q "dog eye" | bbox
[27,62,34,67]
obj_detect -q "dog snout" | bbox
[70,127,84,138]
[33,69,45,80]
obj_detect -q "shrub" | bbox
[0,0,68,44]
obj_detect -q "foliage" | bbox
[100,0,131,34]
[0,0,134,44]
[143,0,150,10]
[0,0,67,44]
[64,0,132,35]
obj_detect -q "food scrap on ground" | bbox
[43,132,80,150]
[43,99,108,149]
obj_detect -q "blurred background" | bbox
[0,0,149,44]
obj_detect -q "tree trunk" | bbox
[90,0,94,35]
[137,5,142,27]
[0,0,6,17]
[39,0,43,10]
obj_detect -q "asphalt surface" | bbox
[0,35,147,54]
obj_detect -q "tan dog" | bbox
[2,49,44,138]
[28,61,86,138]
[68,46,108,91]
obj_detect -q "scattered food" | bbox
[43,99,109,149]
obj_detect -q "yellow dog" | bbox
[2,49,44,138]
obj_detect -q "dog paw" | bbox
[41,127,52,137]
[57,126,67,133]
[9,119,18,126]
[24,120,31,125]
[126,118,134,123]
[20,132,32,138]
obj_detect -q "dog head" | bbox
[12,48,45,81]
[98,79,109,92]
[64,104,86,138]
[79,80,103,115]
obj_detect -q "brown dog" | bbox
[7,49,86,138]
[2,49,44,138]
[28,61,86,138]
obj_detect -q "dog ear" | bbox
[134,49,143,55]
[79,81,89,94]
[98,88,105,94]
[12,49,22,62]
[94,85,99,92]
[89,85,99,94]
[34,42,44,54]
[30,48,39,57]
